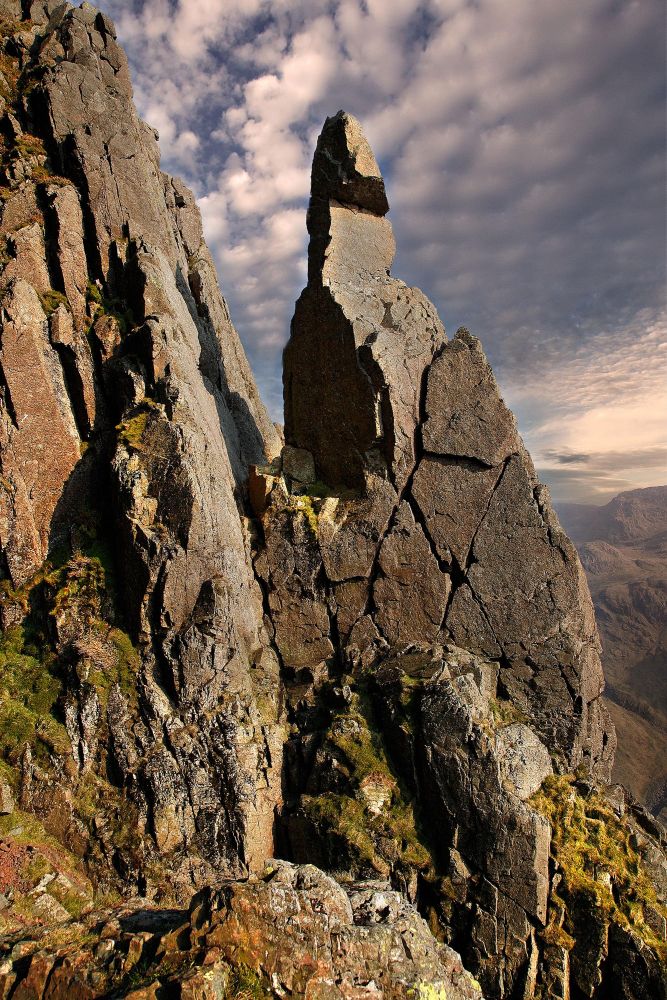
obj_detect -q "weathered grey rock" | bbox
[284,110,445,491]
[0,778,14,815]
[422,328,517,465]
[0,1,22,20]
[107,243,285,882]
[0,279,80,586]
[495,723,553,800]
[46,183,88,329]
[0,863,485,1000]
[48,304,97,436]
[317,474,397,581]
[267,112,628,1000]
[373,500,450,646]
[0,2,285,903]
[281,444,315,484]
[412,455,503,568]
[0,9,658,998]
[0,223,51,294]
[255,483,334,671]
[416,649,552,996]
[0,182,40,236]
[36,3,279,467]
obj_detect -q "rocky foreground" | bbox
[0,861,483,999]
[0,2,665,998]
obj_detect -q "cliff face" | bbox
[0,6,664,1000]
[0,0,283,901]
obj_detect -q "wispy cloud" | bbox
[507,311,667,502]
[102,0,666,502]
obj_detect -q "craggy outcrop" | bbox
[0,10,664,1000]
[0,0,283,904]
[0,861,484,1000]
[252,112,664,999]
[284,111,444,492]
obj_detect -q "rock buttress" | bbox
[252,113,666,1000]
[0,1,283,903]
[284,110,445,492]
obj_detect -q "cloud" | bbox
[507,311,667,502]
[101,0,666,503]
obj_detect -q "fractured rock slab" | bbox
[0,280,80,585]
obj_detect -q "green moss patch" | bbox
[86,279,134,335]
[39,289,69,316]
[0,626,67,762]
[531,774,667,957]
[301,692,433,881]
[14,132,45,158]
[116,399,161,452]
[0,550,141,767]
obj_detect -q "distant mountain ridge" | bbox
[559,485,667,822]
[559,485,667,544]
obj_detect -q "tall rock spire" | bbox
[284,110,445,492]
[281,110,614,783]
[266,112,630,998]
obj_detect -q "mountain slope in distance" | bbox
[559,486,667,822]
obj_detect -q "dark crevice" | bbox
[422,448,495,469]
[463,454,513,573]
[0,358,18,429]
[406,491,451,576]
[533,482,572,565]
[248,531,286,682]
[145,562,179,708]
[322,572,344,677]
[38,186,67,295]
[57,134,106,283]
[51,341,91,439]
[439,551,466,631]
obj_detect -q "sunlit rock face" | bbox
[266,111,667,1000]
[0,0,283,902]
[281,109,615,785]
[284,110,445,493]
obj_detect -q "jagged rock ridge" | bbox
[0,0,283,902]
[0,6,663,999]
[259,110,664,999]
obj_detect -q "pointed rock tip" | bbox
[452,326,487,355]
[312,110,389,216]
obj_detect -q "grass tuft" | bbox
[531,774,667,957]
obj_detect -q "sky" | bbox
[102,0,666,506]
